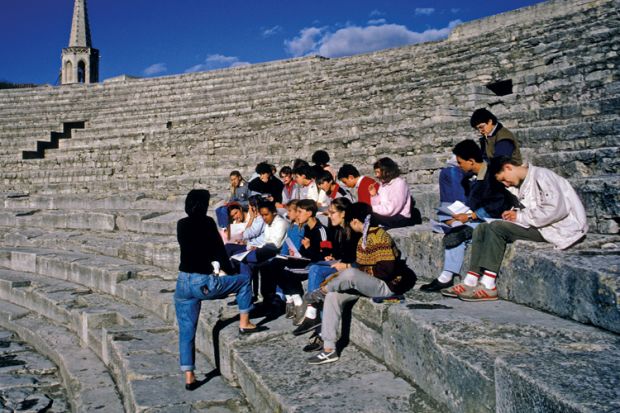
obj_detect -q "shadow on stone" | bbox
[407,303,453,310]
[212,316,239,372]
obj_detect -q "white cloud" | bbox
[414,8,435,16]
[143,63,167,76]
[284,27,325,57]
[185,54,250,73]
[368,18,387,25]
[262,25,283,38]
[450,8,460,14]
[369,9,385,17]
[285,21,461,58]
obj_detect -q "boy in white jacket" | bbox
[442,156,588,301]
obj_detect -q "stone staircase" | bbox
[0,0,618,411]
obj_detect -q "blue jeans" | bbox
[174,271,253,372]
[215,206,229,228]
[307,264,337,292]
[442,222,480,275]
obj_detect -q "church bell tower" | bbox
[61,0,99,84]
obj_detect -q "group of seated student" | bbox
[421,108,587,302]
[174,112,589,385]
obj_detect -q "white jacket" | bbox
[260,215,290,249]
[512,165,588,250]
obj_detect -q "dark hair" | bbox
[344,202,373,225]
[258,200,277,214]
[286,199,299,208]
[337,164,360,180]
[453,140,483,163]
[293,158,309,170]
[470,108,498,128]
[296,199,318,216]
[227,202,243,215]
[330,197,351,213]
[248,194,263,208]
[293,165,315,180]
[488,155,522,177]
[255,162,272,175]
[279,166,292,176]
[311,150,330,166]
[230,170,243,180]
[373,157,401,183]
[185,189,210,217]
[316,170,334,185]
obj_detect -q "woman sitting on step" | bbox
[174,189,265,391]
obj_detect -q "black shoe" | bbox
[303,333,324,352]
[239,325,269,335]
[419,278,454,292]
[293,316,321,336]
[185,381,199,391]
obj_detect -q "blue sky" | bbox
[1,0,545,85]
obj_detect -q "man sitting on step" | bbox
[441,156,588,301]
[420,140,518,292]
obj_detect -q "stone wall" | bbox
[0,0,618,233]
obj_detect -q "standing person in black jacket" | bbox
[420,140,518,292]
[174,189,265,392]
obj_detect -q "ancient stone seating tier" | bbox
[0,0,618,411]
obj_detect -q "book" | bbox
[484,217,530,229]
[275,254,310,262]
[436,200,472,217]
[231,250,252,262]
[228,222,246,242]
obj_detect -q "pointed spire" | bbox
[68,0,92,48]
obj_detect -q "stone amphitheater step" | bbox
[0,299,123,412]
[347,289,620,413]
[0,264,250,413]
[388,225,620,334]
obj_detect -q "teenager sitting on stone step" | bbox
[437,108,523,220]
[294,197,360,340]
[369,157,418,229]
[174,189,265,391]
[272,199,332,326]
[224,196,266,259]
[293,164,329,206]
[337,164,379,206]
[307,202,416,365]
[316,170,352,206]
[248,162,284,204]
[215,170,250,230]
[441,156,588,301]
[278,166,300,207]
[421,140,519,292]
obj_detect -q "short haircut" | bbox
[248,194,263,208]
[258,200,277,214]
[255,162,272,175]
[488,155,522,177]
[293,158,310,170]
[293,164,315,180]
[185,189,210,217]
[230,170,243,179]
[337,164,360,180]
[286,199,299,208]
[316,170,334,185]
[296,199,318,216]
[311,150,330,166]
[453,140,483,163]
[470,108,498,128]
[373,157,401,183]
[344,202,373,225]
[279,166,292,176]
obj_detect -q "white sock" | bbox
[292,294,303,307]
[480,270,497,289]
[463,271,480,287]
[305,305,317,319]
[437,270,454,283]
[285,295,293,304]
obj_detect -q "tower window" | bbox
[78,61,86,83]
[486,79,513,96]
